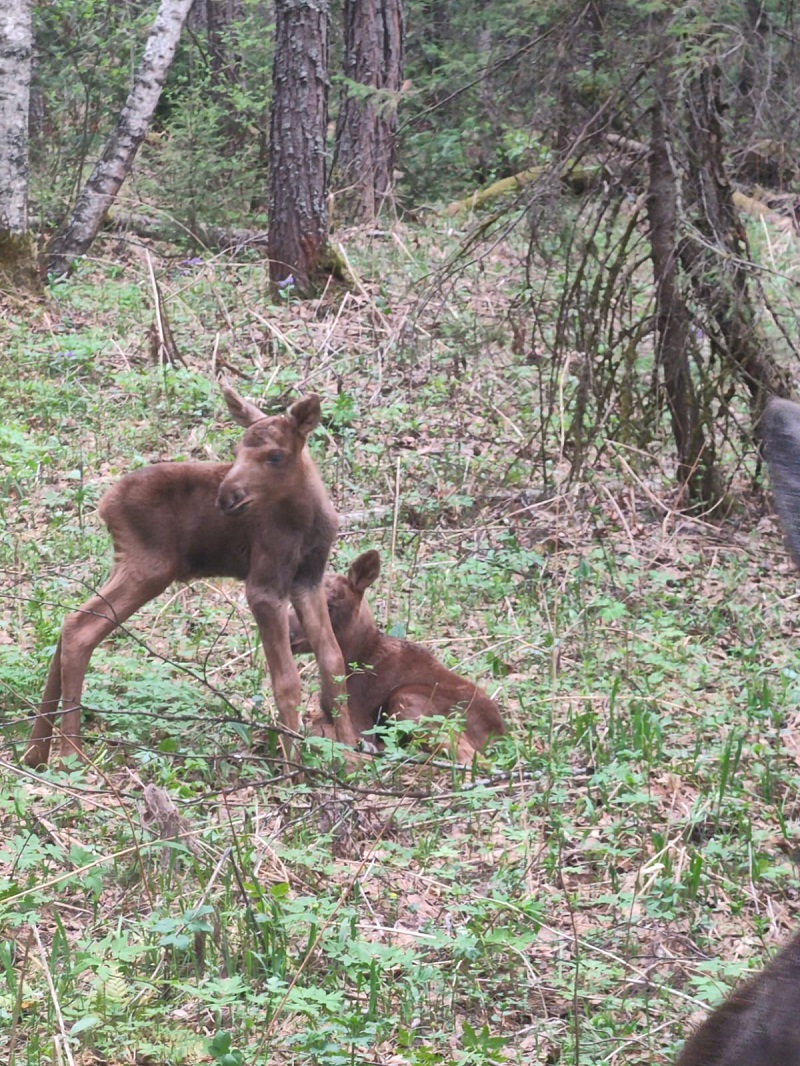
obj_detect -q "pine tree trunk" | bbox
[332,0,404,222]
[267,0,331,296]
[680,64,789,416]
[45,0,195,278]
[205,0,244,86]
[0,0,39,292]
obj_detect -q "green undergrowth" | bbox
[2,223,800,1065]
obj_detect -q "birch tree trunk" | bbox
[46,0,195,278]
[0,0,38,291]
[267,0,330,296]
[331,0,404,223]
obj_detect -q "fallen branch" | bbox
[107,210,270,251]
[443,162,599,217]
[732,189,796,233]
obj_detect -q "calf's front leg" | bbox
[291,582,359,749]
[246,584,303,765]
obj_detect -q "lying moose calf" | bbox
[289,549,505,761]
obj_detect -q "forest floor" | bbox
[2,216,800,1065]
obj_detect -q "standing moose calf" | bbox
[289,550,505,761]
[25,386,359,769]
[673,395,800,1066]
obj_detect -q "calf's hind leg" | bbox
[25,636,65,767]
[25,562,173,767]
[385,687,481,764]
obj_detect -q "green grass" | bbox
[2,219,800,1065]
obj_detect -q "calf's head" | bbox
[216,387,322,516]
[290,550,381,657]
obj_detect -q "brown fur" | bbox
[676,932,800,1066]
[289,550,505,761]
[25,386,358,768]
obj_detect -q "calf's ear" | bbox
[288,395,322,439]
[221,384,268,427]
[348,550,381,592]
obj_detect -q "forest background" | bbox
[5,1,800,1064]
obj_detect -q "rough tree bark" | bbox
[0,0,38,292]
[188,0,245,100]
[647,74,720,505]
[680,64,788,419]
[203,0,244,86]
[267,0,331,296]
[331,0,404,223]
[45,0,195,278]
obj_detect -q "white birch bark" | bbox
[46,0,195,277]
[0,0,32,235]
